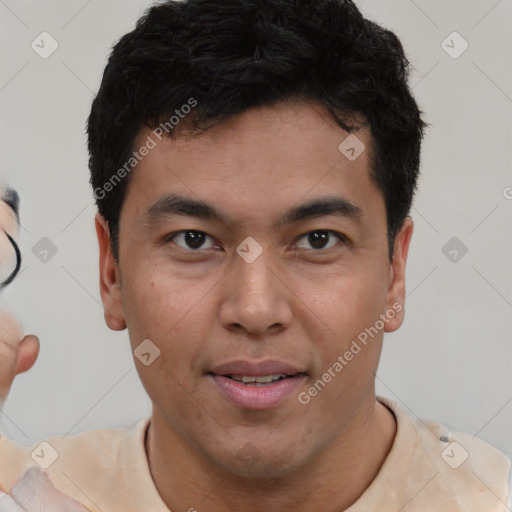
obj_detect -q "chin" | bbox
[213,441,304,480]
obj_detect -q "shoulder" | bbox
[415,413,510,483]
[0,417,150,497]
[378,396,511,511]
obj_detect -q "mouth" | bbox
[207,362,307,410]
[210,373,302,386]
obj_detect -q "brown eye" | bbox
[295,230,345,251]
[168,230,216,250]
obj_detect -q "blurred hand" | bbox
[0,310,39,408]
[0,466,90,511]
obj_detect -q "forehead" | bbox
[122,100,382,227]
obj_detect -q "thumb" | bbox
[14,334,40,375]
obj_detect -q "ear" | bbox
[95,213,126,331]
[384,217,414,333]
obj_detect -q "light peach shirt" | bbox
[0,396,510,511]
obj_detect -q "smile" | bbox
[208,372,306,409]
[226,374,288,385]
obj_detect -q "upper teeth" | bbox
[230,374,287,383]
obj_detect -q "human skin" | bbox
[0,199,18,249]
[0,197,20,288]
[0,199,39,405]
[96,100,413,512]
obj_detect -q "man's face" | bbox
[97,100,412,477]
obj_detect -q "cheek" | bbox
[121,259,213,367]
[121,269,212,412]
[297,263,388,343]
[121,257,181,334]
[318,268,388,385]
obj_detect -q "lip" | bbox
[208,359,307,410]
[208,359,305,377]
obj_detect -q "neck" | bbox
[145,398,396,512]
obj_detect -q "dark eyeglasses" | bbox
[0,230,21,289]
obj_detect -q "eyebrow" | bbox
[143,193,362,229]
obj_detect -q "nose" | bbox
[219,246,293,338]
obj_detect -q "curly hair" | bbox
[87,0,426,261]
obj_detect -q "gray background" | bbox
[1,0,511,461]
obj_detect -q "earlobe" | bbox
[95,213,127,331]
[384,217,414,333]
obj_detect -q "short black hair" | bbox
[87,0,426,261]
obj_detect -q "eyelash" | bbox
[165,230,347,252]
